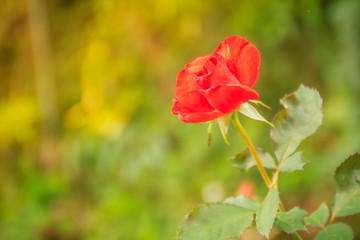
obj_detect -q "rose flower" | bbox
[172,36,260,123]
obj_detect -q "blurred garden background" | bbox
[1,0,360,239]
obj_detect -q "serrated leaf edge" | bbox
[304,203,329,228]
[314,223,354,240]
[256,188,279,239]
[331,152,360,218]
[175,203,255,239]
[270,84,323,163]
[224,195,261,211]
[274,207,308,233]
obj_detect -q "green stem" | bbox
[232,112,303,240]
[231,112,272,188]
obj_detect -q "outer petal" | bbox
[216,36,260,88]
[185,55,211,74]
[201,84,259,113]
[176,90,215,113]
[215,36,248,60]
[233,43,260,88]
[174,55,211,97]
[184,111,224,123]
[171,98,223,123]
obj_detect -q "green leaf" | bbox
[314,223,353,240]
[332,153,360,218]
[238,103,274,127]
[230,149,276,171]
[217,113,232,145]
[176,203,254,240]
[278,151,308,172]
[256,188,279,238]
[224,195,260,211]
[274,207,307,233]
[304,203,329,228]
[229,149,250,170]
[271,85,323,163]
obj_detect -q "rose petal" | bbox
[183,111,224,123]
[176,90,215,113]
[215,36,248,60]
[234,43,260,88]
[174,69,197,97]
[175,55,211,97]
[215,36,260,88]
[185,55,211,74]
[171,98,190,122]
[171,98,223,123]
[209,54,240,87]
[195,54,239,91]
[202,84,259,113]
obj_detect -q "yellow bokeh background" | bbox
[0,0,359,239]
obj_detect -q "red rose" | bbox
[172,36,260,123]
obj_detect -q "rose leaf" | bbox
[224,195,260,211]
[331,153,360,218]
[256,188,279,238]
[274,207,308,233]
[176,203,254,240]
[229,148,276,171]
[271,85,323,165]
[314,223,353,240]
[278,151,308,172]
[304,203,329,228]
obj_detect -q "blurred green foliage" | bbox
[0,0,359,239]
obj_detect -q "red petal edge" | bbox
[171,98,224,123]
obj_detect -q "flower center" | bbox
[193,56,218,90]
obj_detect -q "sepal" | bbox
[207,121,212,147]
[238,103,274,127]
[217,113,232,145]
[249,100,272,110]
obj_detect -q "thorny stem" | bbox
[231,112,303,240]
